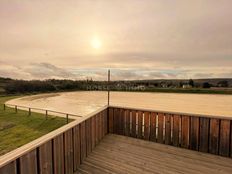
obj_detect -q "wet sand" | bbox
[6,91,232,118]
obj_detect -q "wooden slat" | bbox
[131,110,137,138]
[91,116,96,149]
[19,149,37,174]
[104,109,108,135]
[209,118,219,154]
[173,114,180,147]
[190,117,199,151]
[95,113,99,144]
[181,116,190,148]
[80,121,86,163]
[124,109,130,136]
[0,161,17,174]
[144,112,150,140]
[150,112,156,142]
[73,125,81,171]
[219,120,231,157]
[98,112,102,140]
[53,134,64,174]
[86,119,92,156]
[199,117,210,153]
[108,108,114,133]
[39,140,53,174]
[137,111,143,139]
[158,113,164,143]
[165,114,172,145]
[64,129,73,174]
[119,109,125,135]
[113,109,118,134]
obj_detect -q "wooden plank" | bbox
[64,129,73,174]
[199,117,209,153]
[173,114,180,147]
[99,112,102,140]
[95,113,99,144]
[0,161,17,174]
[39,140,53,174]
[104,109,108,135]
[131,110,137,138]
[113,109,118,134]
[53,134,64,174]
[181,116,190,148]
[91,116,96,149]
[209,118,219,155]
[80,121,86,163]
[73,125,81,171]
[158,113,164,144]
[108,108,114,133]
[86,119,92,156]
[190,117,199,151]
[20,149,37,174]
[150,112,156,142]
[165,114,172,145]
[137,111,143,139]
[124,109,130,136]
[219,119,231,157]
[119,109,125,135]
[144,112,150,140]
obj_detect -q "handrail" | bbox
[109,105,232,120]
[0,105,108,168]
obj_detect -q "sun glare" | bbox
[91,37,102,49]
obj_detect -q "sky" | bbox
[0,0,232,80]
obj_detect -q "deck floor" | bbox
[76,134,232,174]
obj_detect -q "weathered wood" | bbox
[104,109,108,135]
[19,149,37,174]
[219,120,231,157]
[39,140,53,174]
[144,112,150,140]
[165,114,172,145]
[124,109,130,136]
[95,113,99,144]
[199,117,209,153]
[91,116,96,149]
[158,113,164,143]
[173,114,180,147]
[209,118,219,154]
[190,116,199,151]
[0,161,17,174]
[131,110,137,138]
[98,112,102,141]
[119,109,125,135]
[80,121,86,163]
[150,112,156,142]
[181,116,190,148]
[137,111,143,139]
[73,125,81,171]
[108,108,114,133]
[113,109,118,134]
[53,134,64,174]
[86,119,92,156]
[64,129,73,174]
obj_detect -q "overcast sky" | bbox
[0,0,232,80]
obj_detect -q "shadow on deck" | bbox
[77,134,232,174]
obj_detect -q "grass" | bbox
[0,95,68,156]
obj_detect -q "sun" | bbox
[91,37,102,49]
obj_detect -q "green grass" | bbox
[0,96,68,156]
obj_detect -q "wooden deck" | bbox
[76,134,232,174]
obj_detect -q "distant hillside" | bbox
[0,77,13,94]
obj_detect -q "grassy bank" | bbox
[0,96,67,156]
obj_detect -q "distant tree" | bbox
[188,79,194,87]
[202,82,211,88]
[217,80,229,87]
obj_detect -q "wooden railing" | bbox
[0,106,108,174]
[109,106,232,158]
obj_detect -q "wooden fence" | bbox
[109,106,232,158]
[0,106,108,174]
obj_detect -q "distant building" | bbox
[182,84,192,89]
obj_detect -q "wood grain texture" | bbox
[73,125,81,171]
[0,161,17,174]
[137,111,143,139]
[131,110,137,138]
[39,140,53,174]
[190,116,199,151]
[173,114,180,147]
[199,117,210,153]
[144,112,150,140]
[209,118,220,155]
[53,134,64,174]
[124,109,130,136]
[91,116,96,149]
[158,113,164,143]
[219,120,231,157]
[64,129,73,174]
[150,112,156,142]
[165,114,172,145]
[19,149,37,174]
[181,116,190,148]
[80,121,86,163]
[108,108,114,133]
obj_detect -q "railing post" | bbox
[107,69,110,106]
[45,110,48,119]
[28,108,31,116]
[15,105,17,113]
[66,114,69,124]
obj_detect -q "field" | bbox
[0,95,67,156]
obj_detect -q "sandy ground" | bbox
[6,91,232,118]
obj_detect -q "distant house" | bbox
[182,84,192,89]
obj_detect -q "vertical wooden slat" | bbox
[137,111,143,139]
[64,129,73,174]
[95,114,99,144]
[19,149,37,174]
[125,109,130,136]
[144,112,150,140]
[119,109,125,135]
[165,114,172,145]
[0,161,17,174]
[173,115,180,147]
[80,121,86,163]
[104,109,108,135]
[219,120,230,157]
[39,140,53,174]
[53,134,64,174]
[190,117,199,151]
[91,116,96,149]
[181,116,190,148]
[98,112,102,140]
[113,109,118,134]
[131,110,137,138]
[73,125,80,171]
[199,117,210,153]
[158,113,164,143]
[150,112,156,142]
[209,118,219,154]
[108,108,114,133]
[86,119,91,156]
